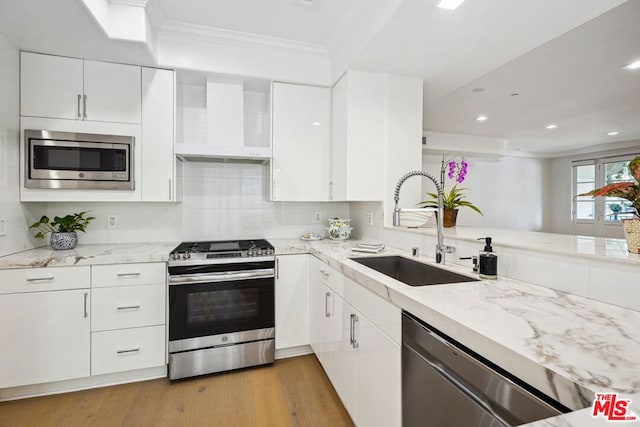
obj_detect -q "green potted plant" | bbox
[29,211,95,250]
[578,156,640,253]
[418,156,483,227]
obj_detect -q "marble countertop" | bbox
[2,239,638,425]
[0,242,179,269]
[272,238,640,426]
[388,225,640,265]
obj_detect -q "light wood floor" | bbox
[0,355,353,427]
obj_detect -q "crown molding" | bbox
[109,0,148,7]
[158,20,329,57]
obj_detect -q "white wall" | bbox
[42,161,349,245]
[548,144,640,237]
[421,154,551,231]
[0,34,43,256]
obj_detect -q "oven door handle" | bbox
[169,268,275,285]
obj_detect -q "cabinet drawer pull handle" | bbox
[77,94,82,118]
[117,272,141,278]
[26,276,55,282]
[117,348,140,354]
[117,305,141,311]
[84,292,88,318]
[83,94,87,119]
[325,292,331,317]
[350,314,359,349]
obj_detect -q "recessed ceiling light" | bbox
[623,60,640,70]
[312,122,321,126]
[437,0,465,10]
[475,115,488,122]
[607,131,619,136]
[545,124,558,130]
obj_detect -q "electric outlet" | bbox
[0,218,6,237]
[365,212,374,226]
[107,215,118,229]
[314,212,322,223]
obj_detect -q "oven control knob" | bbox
[184,251,191,259]
[171,253,178,260]
[257,249,263,256]
[222,336,228,343]
[267,248,274,255]
[247,250,253,256]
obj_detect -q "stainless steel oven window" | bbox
[187,288,260,325]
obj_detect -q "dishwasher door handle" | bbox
[406,344,510,426]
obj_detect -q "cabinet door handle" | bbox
[350,314,359,349]
[117,272,141,278]
[26,276,55,282]
[117,348,140,354]
[169,179,172,200]
[83,94,87,119]
[117,305,141,311]
[77,94,82,119]
[275,258,279,279]
[83,292,88,318]
[325,292,331,317]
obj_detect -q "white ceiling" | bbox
[1,0,637,157]
[157,0,363,49]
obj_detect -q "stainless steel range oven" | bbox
[167,240,276,380]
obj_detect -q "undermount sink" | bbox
[350,256,479,286]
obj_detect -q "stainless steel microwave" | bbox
[25,129,134,190]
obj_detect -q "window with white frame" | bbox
[572,154,639,225]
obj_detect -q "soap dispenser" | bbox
[477,237,498,280]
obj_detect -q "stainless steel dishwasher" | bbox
[402,312,569,426]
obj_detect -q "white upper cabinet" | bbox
[83,60,141,124]
[20,52,141,124]
[20,53,83,120]
[141,67,177,201]
[331,71,387,202]
[271,82,332,201]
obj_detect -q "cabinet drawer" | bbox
[91,263,166,288]
[344,277,401,344]
[0,266,90,294]
[92,285,165,331]
[312,257,344,296]
[91,325,165,375]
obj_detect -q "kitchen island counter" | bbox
[271,238,640,426]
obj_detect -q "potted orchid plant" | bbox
[418,156,483,227]
[578,155,640,253]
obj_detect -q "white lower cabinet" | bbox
[91,326,166,376]
[309,256,401,426]
[0,289,90,388]
[275,254,310,350]
[91,284,166,331]
[0,262,167,394]
[90,262,166,375]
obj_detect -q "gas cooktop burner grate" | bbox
[169,239,275,262]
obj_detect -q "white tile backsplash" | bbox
[41,162,349,246]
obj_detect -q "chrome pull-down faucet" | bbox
[393,170,454,264]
